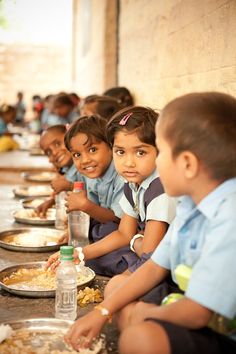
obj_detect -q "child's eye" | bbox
[46,150,51,157]
[54,141,61,147]
[72,152,81,159]
[137,150,146,157]
[114,149,124,156]
[89,147,97,153]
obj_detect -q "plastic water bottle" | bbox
[55,191,67,230]
[55,245,77,320]
[68,181,90,247]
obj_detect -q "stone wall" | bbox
[119,0,236,107]
[0,43,72,108]
[72,0,118,97]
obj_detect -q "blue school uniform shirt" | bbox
[63,164,84,183]
[119,170,176,224]
[0,117,7,135]
[84,161,124,218]
[151,178,236,319]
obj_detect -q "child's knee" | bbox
[119,321,171,354]
[104,274,129,298]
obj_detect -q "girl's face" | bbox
[113,130,157,186]
[155,123,186,196]
[70,133,112,178]
[40,131,72,169]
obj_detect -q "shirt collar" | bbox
[129,169,158,192]
[178,178,236,220]
[197,178,236,218]
[97,160,116,183]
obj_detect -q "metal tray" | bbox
[0,318,105,353]
[22,197,49,209]
[0,262,96,298]
[13,185,53,198]
[13,208,55,226]
[22,171,56,182]
[0,228,65,252]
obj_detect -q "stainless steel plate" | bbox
[0,262,96,298]
[22,197,49,209]
[0,228,64,252]
[13,185,53,198]
[13,208,55,226]
[23,171,56,182]
[0,318,105,353]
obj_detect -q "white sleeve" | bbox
[146,194,176,224]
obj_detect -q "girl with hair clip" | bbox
[47,108,175,277]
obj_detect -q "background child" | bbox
[47,107,175,276]
[47,115,126,275]
[80,95,121,119]
[53,93,78,124]
[0,104,16,135]
[38,125,81,215]
[103,86,134,108]
[65,92,236,354]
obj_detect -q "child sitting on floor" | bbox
[47,115,126,275]
[47,107,175,276]
[38,125,82,215]
[65,92,236,354]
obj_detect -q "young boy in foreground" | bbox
[65,92,236,354]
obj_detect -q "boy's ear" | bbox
[181,151,199,179]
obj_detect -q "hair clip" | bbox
[119,112,133,126]
[66,123,70,131]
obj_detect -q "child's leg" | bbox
[104,272,131,298]
[119,321,171,354]
[119,317,236,354]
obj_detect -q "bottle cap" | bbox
[73,181,84,191]
[60,245,74,261]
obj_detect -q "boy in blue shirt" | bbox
[64,92,236,354]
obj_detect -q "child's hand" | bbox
[128,301,158,324]
[58,231,69,244]
[51,176,72,193]
[64,310,106,351]
[36,198,54,217]
[46,249,79,270]
[65,190,88,213]
[45,251,60,270]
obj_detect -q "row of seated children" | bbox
[62,91,236,354]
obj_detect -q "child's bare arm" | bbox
[65,260,169,350]
[83,213,137,260]
[46,213,137,270]
[127,297,213,329]
[66,190,118,223]
[133,220,168,257]
[51,176,73,193]
[36,197,55,217]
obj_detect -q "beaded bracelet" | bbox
[75,246,85,266]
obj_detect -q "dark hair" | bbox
[53,94,74,107]
[82,95,121,120]
[103,86,134,108]
[41,124,66,136]
[0,104,16,115]
[160,92,236,180]
[64,115,109,151]
[106,106,158,147]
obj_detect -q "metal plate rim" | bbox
[13,210,55,226]
[0,228,64,252]
[0,261,96,298]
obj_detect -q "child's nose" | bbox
[124,154,135,167]
[81,152,91,164]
